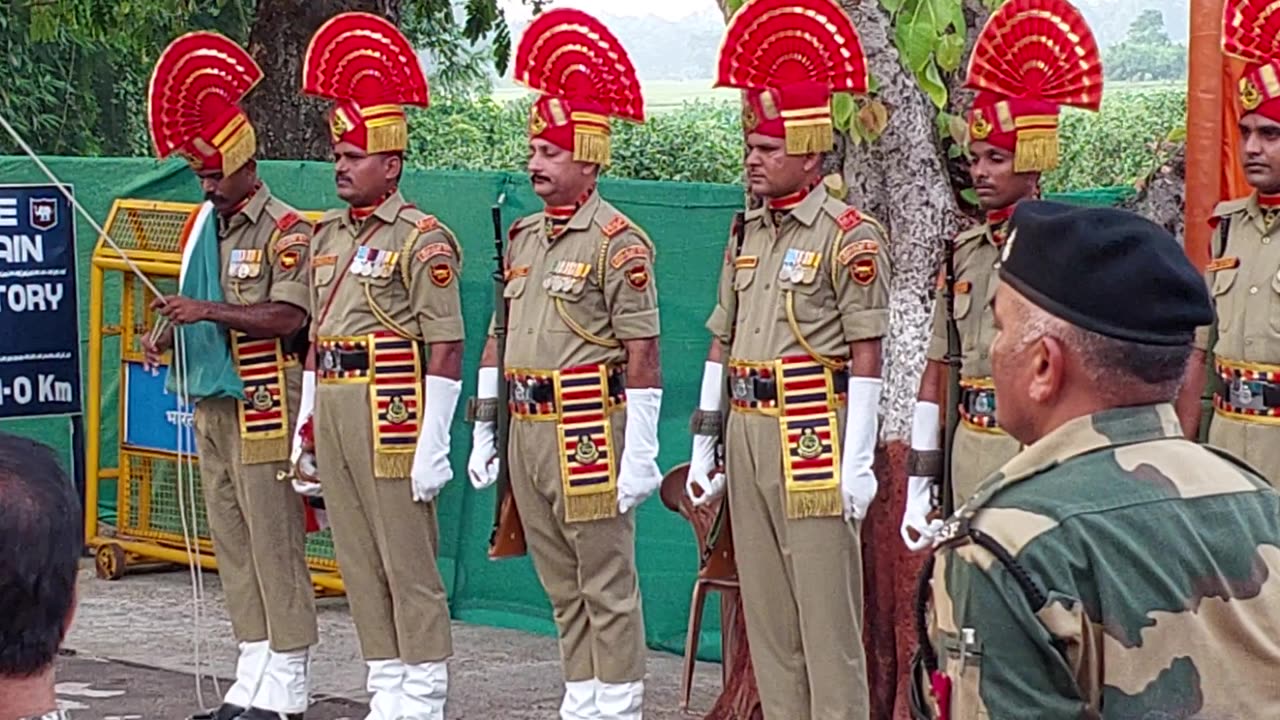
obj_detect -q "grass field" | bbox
[492,78,1187,112]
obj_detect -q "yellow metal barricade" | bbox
[84,199,344,594]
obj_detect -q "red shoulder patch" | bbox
[275,211,301,231]
[603,215,629,238]
[416,215,440,233]
[836,208,863,232]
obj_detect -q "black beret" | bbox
[997,201,1213,346]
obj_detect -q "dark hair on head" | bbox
[0,433,81,677]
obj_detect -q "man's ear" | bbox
[1028,335,1066,405]
[385,153,403,182]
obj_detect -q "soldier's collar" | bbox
[344,188,403,227]
[222,181,266,227]
[766,182,825,228]
[962,403,1183,513]
[984,204,1015,228]
[565,186,601,232]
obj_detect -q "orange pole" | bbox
[1185,0,1224,271]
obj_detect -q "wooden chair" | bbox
[660,463,741,711]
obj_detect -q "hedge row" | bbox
[406,87,1186,193]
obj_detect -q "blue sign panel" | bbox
[0,184,82,419]
[122,361,197,455]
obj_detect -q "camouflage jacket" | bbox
[919,403,1280,719]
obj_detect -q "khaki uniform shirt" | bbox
[498,191,659,369]
[926,222,1001,376]
[1194,193,1280,362]
[219,183,312,315]
[707,186,890,360]
[310,190,463,343]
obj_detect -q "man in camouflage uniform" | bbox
[292,14,462,720]
[1180,0,1280,481]
[914,200,1280,719]
[465,10,660,719]
[684,2,888,717]
[901,0,1104,549]
[143,32,317,720]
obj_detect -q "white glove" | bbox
[902,401,944,551]
[840,376,882,522]
[687,361,726,506]
[467,366,501,490]
[617,387,663,514]
[290,370,317,467]
[410,375,462,503]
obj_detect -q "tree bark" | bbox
[1124,143,1186,246]
[243,0,403,161]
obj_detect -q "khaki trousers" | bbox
[1208,413,1280,487]
[194,365,317,652]
[949,423,1021,505]
[508,409,647,683]
[725,410,869,720]
[315,382,452,664]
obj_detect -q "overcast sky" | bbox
[499,0,716,22]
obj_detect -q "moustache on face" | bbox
[530,174,550,184]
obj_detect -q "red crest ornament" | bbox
[1223,0,1280,123]
[513,8,645,166]
[148,32,262,175]
[302,13,429,154]
[716,0,868,155]
[964,0,1103,172]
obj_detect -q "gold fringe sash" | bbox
[776,356,843,519]
[368,331,423,478]
[785,120,834,155]
[556,363,619,522]
[573,128,612,166]
[233,334,289,465]
[1014,128,1060,173]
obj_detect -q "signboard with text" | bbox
[0,184,82,419]
[121,360,197,455]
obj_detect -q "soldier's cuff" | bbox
[841,308,890,343]
[269,281,311,314]
[611,308,661,340]
[907,448,942,478]
[419,316,464,344]
[1192,323,1212,352]
[705,306,731,344]
[466,397,499,423]
[689,410,723,437]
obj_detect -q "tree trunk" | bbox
[243,0,403,161]
[1124,143,1186,246]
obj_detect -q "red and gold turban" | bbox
[715,0,868,156]
[513,8,644,166]
[1222,0,1280,124]
[964,0,1103,173]
[302,12,428,155]
[148,32,262,175]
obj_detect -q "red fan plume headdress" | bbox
[514,8,644,166]
[302,12,429,154]
[964,0,1104,172]
[1222,0,1280,123]
[715,0,868,155]
[148,31,262,175]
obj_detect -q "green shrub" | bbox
[408,86,1187,192]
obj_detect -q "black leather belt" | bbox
[318,347,369,374]
[728,368,849,403]
[510,372,625,405]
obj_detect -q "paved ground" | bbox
[58,560,723,718]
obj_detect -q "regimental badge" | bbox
[279,249,300,270]
[969,108,993,141]
[625,264,650,291]
[330,107,352,142]
[851,257,877,285]
[29,198,57,231]
[574,434,600,465]
[796,427,822,459]
[387,395,409,424]
[742,99,760,133]
[251,384,273,412]
[529,104,549,135]
[1241,77,1263,112]
[430,262,453,287]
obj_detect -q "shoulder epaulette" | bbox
[416,214,440,233]
[1212,196,1251,219]
[316,208,345,227]
[602,214,630,238]
[274,210,301,231]
[954,223,988,246]
[835,208,863,232]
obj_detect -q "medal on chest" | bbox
[779,248,818,284]
[543,259,590,293]
[228,248,262,279]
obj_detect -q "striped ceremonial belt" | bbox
[775,356,843,519]
[556,363,620,523]
[232,334,289,465]
[1214,357,1280,424]
[959,377,1003,433]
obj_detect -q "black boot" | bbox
[235,708,304,720]
[188,704,245,720]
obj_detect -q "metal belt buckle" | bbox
[1230,378,1264,410]
[972,390,995,416]
[320,349,340,372]
[731,376,752,401]
[512,378,537,405]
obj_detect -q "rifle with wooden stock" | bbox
[488,194,526,559]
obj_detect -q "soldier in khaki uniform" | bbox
[683,2,888,717]
[292,14,462,720]
[465,10,660,719]
[900,2,1104,550]
[142,32,317,720]
[1181,0,1280,483]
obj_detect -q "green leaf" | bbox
[937,32,966,73]
[867,71,882,95]
[918,60,948,109]
[960,187,980,206]
[832,93,856,132]
[880,0,907,14]
[726,0,747,14]
[895,10,935,73]
[947,143,963,158]
[1166,125,1187,142]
